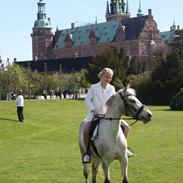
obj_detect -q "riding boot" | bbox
[82,141,91,163]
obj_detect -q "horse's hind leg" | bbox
[83,164,89,183]
[92,159,100,183]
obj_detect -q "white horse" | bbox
[79,86,152,183]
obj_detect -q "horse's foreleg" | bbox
[83,164,89,183]
[92,159,100,183]
[119,153,128,183]
[102,162,111,183]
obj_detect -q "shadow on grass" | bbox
[0,117,18,122]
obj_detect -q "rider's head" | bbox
[98,68,113,84]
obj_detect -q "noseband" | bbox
[119,92,145,120]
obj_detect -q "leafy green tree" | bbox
[86,46,128,89]
[47,73,59,92]
[170,88,183,110]
[143,51,183,105]
[30,71,44,97]
[9,64,27,91]
[127,57,146,75]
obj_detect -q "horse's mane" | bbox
[105,87,136,107]
[120,87,136,96]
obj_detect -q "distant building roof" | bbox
[53,15,149,50]
[161,30,175,42]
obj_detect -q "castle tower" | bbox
[31,0,53,60]
[106,0,130,22]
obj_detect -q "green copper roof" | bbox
[54,20,120,49]
[34,19,51,28]
[161,30,175,42]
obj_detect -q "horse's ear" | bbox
[123,79,130,92]
[106,94,115,107]
[124,84,130,93]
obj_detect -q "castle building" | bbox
[161,21,183,53]
[31,0,163,71]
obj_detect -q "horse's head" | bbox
[116,86,152,123]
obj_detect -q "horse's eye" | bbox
[130,99,136,103]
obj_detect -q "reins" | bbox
[94,115,138,127]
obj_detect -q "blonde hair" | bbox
[98,67,113,79]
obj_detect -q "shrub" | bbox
[169,88,183,110]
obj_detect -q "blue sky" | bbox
[0,0,182,63]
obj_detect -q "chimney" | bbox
[71,22,75,29]
[148,9,152,16]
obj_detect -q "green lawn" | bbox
[0,100,182,183]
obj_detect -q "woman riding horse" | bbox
[82,68,133,163]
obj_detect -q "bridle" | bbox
[119,92,145,121]
[97,91,145,126]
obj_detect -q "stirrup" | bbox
[82,153,91,163]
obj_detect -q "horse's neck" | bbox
[105,102,121,119]
[101,104,122,138]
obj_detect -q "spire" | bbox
[95,16,98,24]
[116,0,120,14]
[37,0,46,20]
[106,0,110,15]
[137,0,143,16]
[172,18,176,30]
[126,0,129,14]
[33,0,51,28]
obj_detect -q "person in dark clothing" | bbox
[16,90,24,122]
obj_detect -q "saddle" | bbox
[89,117,101,141]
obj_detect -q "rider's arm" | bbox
[85,85,95,113]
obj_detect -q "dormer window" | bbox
[64,32,73,48]
[89,30,99,44]
[116,24,125,41]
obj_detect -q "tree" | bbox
[85,46,128,89]
[170,88,183,110]
[145,51,183,105]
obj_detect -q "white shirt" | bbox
[85,82,115,121]
[16,95,24,107]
